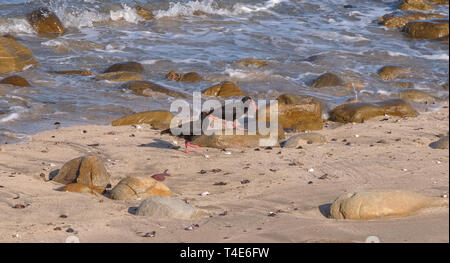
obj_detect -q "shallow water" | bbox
[0,0,449,143]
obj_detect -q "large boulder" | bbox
[378,12,446,29]
[95,72,143,82]
[398,0,434,11]
[122,80,187,98]
[27,8,66,37]
[329,190,448,220]
[136,196,207,219]
[104,62,144,73]
[329,99,417,123]
[202,81,244,97]
[0,75,30,87]
[311,73,342,88]
[429,134,449,149]
[378,66,410,80]
[280,133,326,148]
[111,110,174,129]
[53,156,111,194]
[110,176,172,200]
[403,19,449,39]
[166,71,202,82]
[0,37,39,74]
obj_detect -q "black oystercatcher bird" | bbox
[160,111,213,153]
[205,96,258,130]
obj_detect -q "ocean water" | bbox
[0,0,449,143]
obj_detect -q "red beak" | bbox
[250,101,258,110]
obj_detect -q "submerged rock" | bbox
[378,12,445,29]
[0,76,30,87]
[110,176,172,200]
[280,133,326,148]
[202,81,244,97]
[95,72,143,82]
[27,8,66,37]
[136,196,207,219]
[429,134,449,149]
[166,71,203,82]
[53,156,111,194]
[311,73,342,88]
[400,90,435,103]
[49,70,93,76]
[378,66,410,80]
[398,0,434,11]
[122,80,187,97]
[329,190,448,220]
[111,110,174,129]
[0,36,39,74]
[235,58,268,67]
[329,99,417,123]
[403,19,449,39]
[136,6,153,20]
[104,62,144,73]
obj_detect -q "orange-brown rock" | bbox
[53,156,111,194]
[62,183,96,195]
[398,0,434,11]
[0,75,30,87]
[0,36,39,74]
[400,89,435,103]
[403,19,449,39]
[166,71,202,82]
[202,81,244,97]
[104,61,144,73]
[428,0,449,4]
[95,71,143,82]
[236,58,268,67]
[378,12,445,29]
[378,66,410,80]
[49,70,93,76]
[111,110,174,129]
[122,80,187,97]
[136,6,153,20]
[329,99,417,123]
[27,8,66,37]
[311,72,342,88]
[110,176,172,200]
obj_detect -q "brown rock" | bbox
[390,81,415,89]
[378,66,410,80]
[430,134,449,149]
[0,37,39,74]
[95,72,143,82]
[311,73,342,88]
[378,12,445,29]
[111,110,174,129]
[202,81,244,97]
[49,70,93,76]
[136,6,153,20]
[428,0,449,4]
[403,19,449,39]
[329,99,417,123]
[400,89,435,103]
[53,156,111,194]
[62,183,96,195]
[110,176,172,200]
[437,35,449,42]
[236,58,268,67]
[329,190,448,220]
[122,81,187,98]
[398,0,434,11]
[104,62,144,73]
[0,76,30,87]
[166,71,202,82]
[27,8,66,37]
[280,133,326,148]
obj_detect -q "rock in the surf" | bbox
[95,72,143,82]
[166,71,203,82]
[428,0,449,4]
[329,190,448,220]
[400,90,435,103]
[0,76,30,87]
[122,80,187,98]
[235,58,268,67]
[53,155,111,194]
[378,12,446,29]
[104,62,144,73]
[429,134,449,149]
[311,73,342,88]
[403,19,449,39]
[202,81,244,97]
[136,6,153,20]
[136,196,207,219]
[398,0,434,11]
[0,36,39,74]
[27,8,66,37]
[280,133,326,148]
[378,66,410,80]
[110,176,172,200]
[111,110,174,129]
[329,99,417,123]
[49,70,93,76]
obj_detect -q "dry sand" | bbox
[0,106,448,243]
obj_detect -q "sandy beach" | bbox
[0,104,448,243]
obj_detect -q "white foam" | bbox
[417,54,449,61]
[0,18,34,34]
[0,113,19,123]
[110,4,143,24]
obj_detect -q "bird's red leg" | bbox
[185,141,201,153]
[232,120,246,131]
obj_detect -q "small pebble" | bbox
[241,179,250,184]
[142,231,156,238]
[200,191,210,197]
[308,168,314,173]
[66,228,75,233]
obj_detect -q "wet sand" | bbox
[0,105,448,243]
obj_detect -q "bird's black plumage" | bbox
[203,96,257,122]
